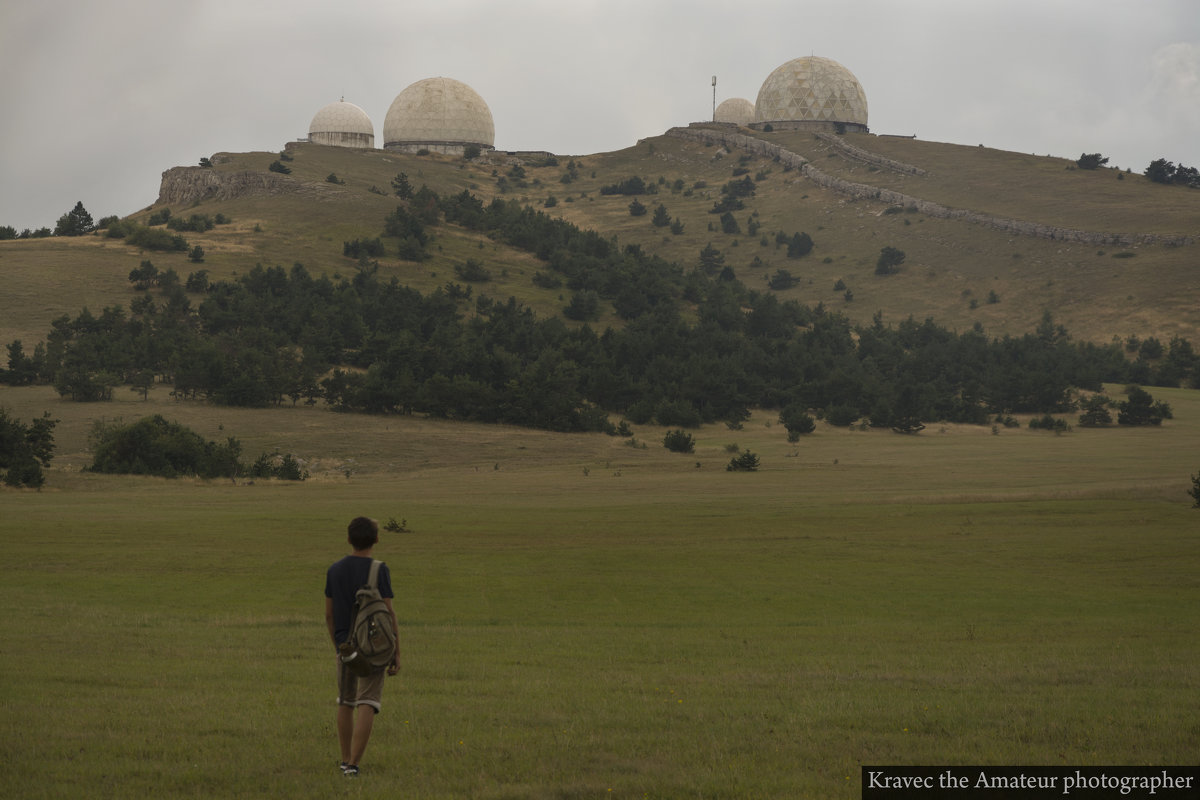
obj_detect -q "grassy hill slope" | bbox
[2,129,1198,351]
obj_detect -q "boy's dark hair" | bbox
[347,516,379,551]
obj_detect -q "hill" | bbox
[2,127,1197,351]
[1,128,1198,444]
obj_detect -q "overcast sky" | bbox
[2,0,1197,232]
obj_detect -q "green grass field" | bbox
[3,130,1200,798]
[2,385,1197,798]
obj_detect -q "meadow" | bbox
[2,384,1198,798]
[3,129,1199,797]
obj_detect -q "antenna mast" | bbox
[712,75,717,121]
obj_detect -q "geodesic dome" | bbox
[383,77,495,154]
[714,98,756,125]
[755,56,868,128]
[308,99,375,149]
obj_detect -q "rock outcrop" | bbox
[156,166,303,206]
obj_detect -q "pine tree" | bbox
[54,201,94,236]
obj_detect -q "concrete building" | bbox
[308,99,375,148]
[754,56,868,133]
[383,77,495,155]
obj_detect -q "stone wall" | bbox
[666,126,1193,247]
[812,132,927,176]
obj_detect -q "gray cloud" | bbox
[1,0,1196,231]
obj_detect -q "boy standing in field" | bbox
[324,516,401,777]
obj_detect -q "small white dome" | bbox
[755,56,868,127]
[715,98,756,125]
[308,100,375,148]
[383,77,495,152]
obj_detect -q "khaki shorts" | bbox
[335,656,386,712]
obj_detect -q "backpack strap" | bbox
[367,559,382,591]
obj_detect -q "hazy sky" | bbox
[2,0,1197,232]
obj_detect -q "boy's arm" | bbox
[325,597,337,647]
[384,597,401,674]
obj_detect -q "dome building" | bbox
[308,99,375,148]
[383,77,495,155]
[754,56,868,132]
[714,98,756,125]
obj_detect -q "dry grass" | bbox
[5,383,1195,511]
[6,132,1199,348]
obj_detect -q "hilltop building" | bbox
[753,56,868,132]
[714,98,756,125]
[383,77,495,155]
[307,99,375,149]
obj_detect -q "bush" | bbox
[344,238,386,259]
[0,410,57,488]
[628,199,647,217]
[185,270,210,293]
[563,290,600,321]
[709,196,744,215]
[1028,415,1070,432]
[167,214,215,233]
[825,405,861,427]
[600,176,649,196]
[268,160,291,174]
[876,246,906,275]
[726,450,760,471]
[532,271,562,289]
[768,269,799,290]
[88,415,243,478]
[126,226,189,252]
[129,260,159,290]
[1077,395,1113,427]
[248,452,308,481]
[1117,385,1171,426]
[787,232,814,258]
[779,404,816,442]
[656,400,702,428]
[454,259,492,282]
[720,211,740,234]
[722,175,756,199]
[663,429,695,453]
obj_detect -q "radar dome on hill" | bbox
[714,98,755,125]
[383,77,495,155]
[308,99,375,149]
[754,56,868,132]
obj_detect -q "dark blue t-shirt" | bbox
[325,555,394,645]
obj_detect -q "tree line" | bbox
[3,188,1197,436]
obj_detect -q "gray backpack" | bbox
[339,559,397,676]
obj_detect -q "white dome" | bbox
[715,98,755,125]
[383,77,495,153]
[308,99,375,148]
[755,56,868,127]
